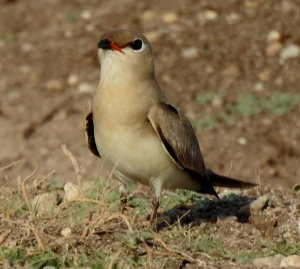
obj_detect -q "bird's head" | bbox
[97,29,155,82]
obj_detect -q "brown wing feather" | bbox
[148,102,206,175]
[85,112,100,158]
[148,103,257,192]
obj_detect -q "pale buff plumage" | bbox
[85,29,256,225]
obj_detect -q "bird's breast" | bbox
[94,117,173,185]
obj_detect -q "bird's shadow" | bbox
[155,195,256,231]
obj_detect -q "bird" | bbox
[85,29,257,226]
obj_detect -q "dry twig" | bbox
[61,144,82,187]
[0,159,23,172]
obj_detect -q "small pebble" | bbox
[204,10,218,21]
[32,193,58,216]
[280,255,300,267]
[280,44,300,60]
[181,47,198,59]
[253,254,284,267]
[78,82,94,94]
[237,137,247,145]
[64,182,81,202]
[254,82,264,92]
[45,80,63,91]
[267,30,281,44]
[61,227,72,238]
[21,43,33,53]
[81,10,91,20]
[67,74,79,86]
[162,12,178,23]
[141,10,154,22]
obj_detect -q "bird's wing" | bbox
[148,102,257,192]
[85,111,101,158]
[148,102,218,196]
[148,102,205,173]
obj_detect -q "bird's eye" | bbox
[130,39,144,51]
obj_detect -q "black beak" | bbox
[97,38,111,49]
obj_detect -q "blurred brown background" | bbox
[1,0,299,188]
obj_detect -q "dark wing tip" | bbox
[85,112,100,158]
[207,169,258,189]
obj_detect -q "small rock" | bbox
[21,43,33,53]
[162,12,178,23]
[61,227,72,238]
[181,47,198,59]
[67,74,79,86]
[81,10,91,20]
[250,195,269,213]
[253,254,284,267]
[237,196,269,216]
[32,193,58,216]
[280,255,300,267]
[237,137,247,145]
[267,30,281,44]
[280,44,300,60]
[78,82,94,94]
[64,183,81,202]
[254,82,264,92]
[141,10,154,22]
[145,30,160,43]
[45,80,63,91]
[204,10,218,21]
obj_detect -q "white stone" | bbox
[280,255,300,267]
[32,193,58,216]
[21,43,33,53]
[45,80,63,91]
[267,30,281,44]
[280,44,300,60]
[181,47,198,59]
[67,74,79,86]
[141,11,154,22]
[237,137,247,145]
[64,183,81,202]
[253,254,284,267]
[254,82,264,92]
[162,12,178,23]
[61,228,72,238]
[81,10,91,20]
[78,82,94,94]
[204,10,218,21]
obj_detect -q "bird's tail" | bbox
[207,169,257,188]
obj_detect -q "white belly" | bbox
[95,122,173,186]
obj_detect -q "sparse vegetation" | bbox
[194,90,300,128]
[0,173,299,268]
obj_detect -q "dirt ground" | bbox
[0,0,300,268]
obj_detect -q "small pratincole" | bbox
[85,29,256,226]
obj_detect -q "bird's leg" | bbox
[119,184,128,213]
[149,197,160,227]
